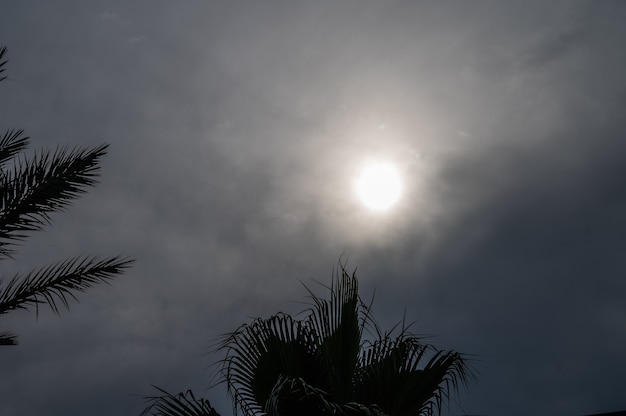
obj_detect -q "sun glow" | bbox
[355,161,403,211]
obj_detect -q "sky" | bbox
[1,1,626,415]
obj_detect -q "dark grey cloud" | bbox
[1,1,626,415]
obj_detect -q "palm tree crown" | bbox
[143,265,475,416]
[217,266,475,416]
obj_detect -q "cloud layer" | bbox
[1,1,626,415]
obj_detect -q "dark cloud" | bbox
[1,1,626,415]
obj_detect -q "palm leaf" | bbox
[141,385,220,416]
[266,375,388,416]
[0,46,7,83]
[302,266,364,401]
[218,313,320,416]
[0,255,134,316]
[0,144,109,257]
[357,333,475,416]
[0,45,135,350]
[0,129,29,167]
[0,330,17,345]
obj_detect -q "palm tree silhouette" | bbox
[0,46,134,345]
[143,265,475,416]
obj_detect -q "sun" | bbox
[355,161,403,211]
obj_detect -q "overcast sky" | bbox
[1,1,626,415]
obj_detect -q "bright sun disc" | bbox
[355,162,402,211]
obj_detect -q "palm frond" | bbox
[357,333,476,416]
[141,385,220,416]
[0,144,109,257]
[217,313,319,416]
[0,330,17,345]
[302,265,363,401]
[0,45,135,351]
[417,349,476,416]
[0,255,134,317]
[266,375,388,416]
[0,46,7,83]
[0,129,29,167]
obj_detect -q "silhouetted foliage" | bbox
[144,265,475,416]
[0,47,7,83]
[141,386,220,416]
[0,46,134,345]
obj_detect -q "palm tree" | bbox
[0,46,134,345]
[143,265,475,416]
